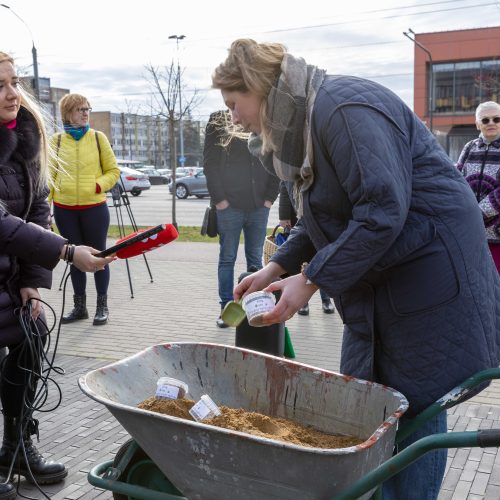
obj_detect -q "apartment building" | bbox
[20,76,68,133]
[412,26,500,160]
[90,112,170,167]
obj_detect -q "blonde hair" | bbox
[208,109,250,148]
[59,93,90,124]
[211,39,285,153]
[0,51,50,193]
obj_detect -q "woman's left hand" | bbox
[259,274,318,325]
[20,287,43,320]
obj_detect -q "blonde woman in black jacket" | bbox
[0,51,114,498]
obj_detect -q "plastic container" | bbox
[242,291,276,327]
[155,377,188,400]
[189,395,222,422]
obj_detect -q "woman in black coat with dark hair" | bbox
[0,51,114,498]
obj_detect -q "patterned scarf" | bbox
[64,123,90,141]
[248,53,325,216]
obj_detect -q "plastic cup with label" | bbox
[155,377,188,400]
[189,395,222,422]
[241,291,276,327]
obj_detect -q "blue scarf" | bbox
[64,123,90,141]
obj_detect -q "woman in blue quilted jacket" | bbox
[213,39,500,500]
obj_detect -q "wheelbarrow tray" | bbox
[79,342,408,499]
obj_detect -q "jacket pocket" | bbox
[374,214,437,271]
[386,233,460,316]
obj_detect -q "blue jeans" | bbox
[382,412,447,500]
[216,206,270,307]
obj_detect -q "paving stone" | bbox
[1,242,497,499]
[470,471,490,495]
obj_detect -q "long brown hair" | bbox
[211,39,285,153]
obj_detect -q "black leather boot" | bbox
[93,295,109,325]
[61,294,88,323]
[0,478,15,500]
[0,416,67,485]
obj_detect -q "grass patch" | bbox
[106,225,219,242]
[54,225,276,243]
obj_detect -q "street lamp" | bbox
[404,28,433,133]
[168,34,186,168]
[1,4,40,100]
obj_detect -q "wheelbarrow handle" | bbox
[88,460,184,499]
[397,367,500,443]
[334,429,500,500]
[477,429,500,448]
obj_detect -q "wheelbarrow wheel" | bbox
[111,438,183,499]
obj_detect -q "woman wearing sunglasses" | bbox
[456,101,500,273]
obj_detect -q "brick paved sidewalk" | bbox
[5,242,499,499]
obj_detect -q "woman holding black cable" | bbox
[0,51,114,498]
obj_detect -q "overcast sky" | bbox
[2,0,499,121]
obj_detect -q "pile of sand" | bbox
[138,397,362,449]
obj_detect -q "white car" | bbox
[116,166,151,196]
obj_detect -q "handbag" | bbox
[263,224,289,265]
[201,205,218,237]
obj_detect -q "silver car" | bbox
[168,170,209,199]
[117,166,151,196]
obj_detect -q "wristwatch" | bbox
[301,262,313,285]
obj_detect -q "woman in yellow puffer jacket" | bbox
[49,93,120,326]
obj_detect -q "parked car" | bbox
[135,166,169,185]
[172,167,192,179]
[116,166,151,196]
[156,168,172,182]
[168,170,209,199]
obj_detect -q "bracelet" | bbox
[301,262,313,286]
[64,244,75,263]
[63,244,70,262]
[68,244,75,263]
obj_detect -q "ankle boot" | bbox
[62,294,88,323]
[93,295,109,325]
[0,477,15,500]
[0,416,67,485]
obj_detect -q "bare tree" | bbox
[144,61,203,228]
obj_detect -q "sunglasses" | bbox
[77,107,92,114]
[480,116,500,125]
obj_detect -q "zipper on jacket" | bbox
[476,144,489,203]
[76,140,80,205]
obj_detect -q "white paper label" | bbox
[189,395,221,421]
[156,384,180,399]
[189,400,212,421]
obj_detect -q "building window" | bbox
[433,59,500,114]
[434,63,454,113]
[479,59,500,102]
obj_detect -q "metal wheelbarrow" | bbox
[78,342,500,499]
